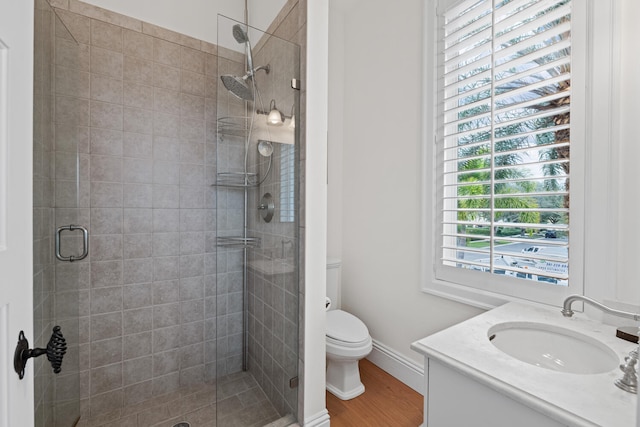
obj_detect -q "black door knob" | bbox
[13,326,67,380]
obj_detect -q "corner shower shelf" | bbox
[217,116,248,138]
[214,172,259,188]
[216,236,261,249]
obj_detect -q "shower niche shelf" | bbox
[216,236,261,249]
[214,172,259,188]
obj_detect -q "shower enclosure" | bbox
[30,2,301,426]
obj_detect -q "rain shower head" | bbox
[221,74,254,101]
[220,65,270,101]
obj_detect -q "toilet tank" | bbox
[326,258,342,310]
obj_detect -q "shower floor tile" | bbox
[215,371,282,427]
[76,372,290,427]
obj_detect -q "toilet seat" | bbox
[326,335,371,349]
[326,310,369,343]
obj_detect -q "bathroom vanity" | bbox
[411,302,638,427]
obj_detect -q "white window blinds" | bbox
[438,0,572,286]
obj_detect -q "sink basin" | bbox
[488,321,619,374]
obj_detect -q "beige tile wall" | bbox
[52,2,218,419]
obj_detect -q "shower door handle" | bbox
[55,225,89,262]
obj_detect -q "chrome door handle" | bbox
[55,225,88,262]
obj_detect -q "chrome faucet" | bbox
[562,295,640,394]
[561,295,640,321]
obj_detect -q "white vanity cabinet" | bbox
[423,358,566,427]
[411,302,637,427]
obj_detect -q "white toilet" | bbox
[325,259,372,400]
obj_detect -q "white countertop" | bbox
[411,301,638,427]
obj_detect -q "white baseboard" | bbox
[366,339,425,395]
[303,409,330,427]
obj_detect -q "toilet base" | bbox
[326,359,365,400]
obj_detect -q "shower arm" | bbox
[248,64,270,78]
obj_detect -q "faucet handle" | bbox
[614,350,638,394]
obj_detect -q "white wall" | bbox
[81,0,241,43]
[80,0,286,44]
[328,0,640,368]
[328,0,483,366]
[249,0,288,33]
[305,2,330,425]
[326,2,346,259]
[617,0,640,304]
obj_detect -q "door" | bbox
[0,1,35,426]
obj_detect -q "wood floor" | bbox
[326,359,424,427]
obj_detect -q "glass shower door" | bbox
[215,15,301,427]
[33,2,81,425]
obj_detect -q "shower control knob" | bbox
[258,193,275,223]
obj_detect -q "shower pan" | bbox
[215,15,301,426]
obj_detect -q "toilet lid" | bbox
[326,310,369,343]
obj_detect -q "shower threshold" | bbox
[263,414,299,427]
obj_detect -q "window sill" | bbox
[422,279,509,311]
[421,276,571,312]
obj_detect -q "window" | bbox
[425,0,587,306]
[279,144,295,223]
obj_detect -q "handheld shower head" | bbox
[232,24,255,78]
[232,24,249,44]
[257,140,274,157]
